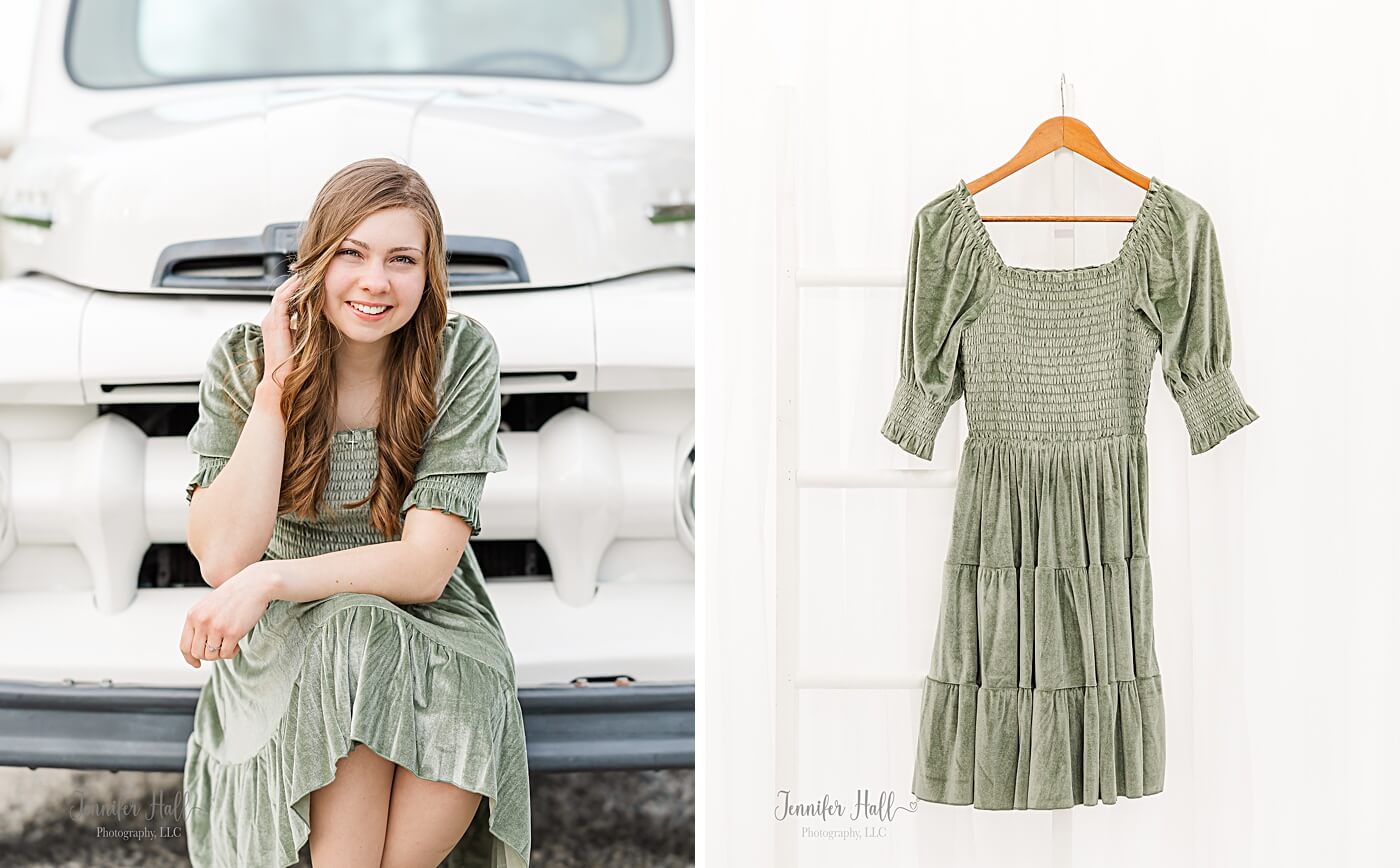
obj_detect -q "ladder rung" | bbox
[797,468,957,488]
[796,672,927,690]
[796,268,903,288]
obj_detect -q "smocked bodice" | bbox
[952,178,1164,444]
[265,428,387,561]
[960,272,1160,442]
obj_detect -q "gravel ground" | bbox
[0,766,693,867]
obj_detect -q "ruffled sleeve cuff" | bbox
[399,472,488,534]
[1175,367,1260,455]
[880,378,955,461]
[185,456,229,504]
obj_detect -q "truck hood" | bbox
[1,86,693,293]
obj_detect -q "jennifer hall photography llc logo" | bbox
[773,788,919,841]
[68,786,206,841]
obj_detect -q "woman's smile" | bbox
[347,299,393,321]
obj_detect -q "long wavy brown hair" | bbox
[230,158,450,539]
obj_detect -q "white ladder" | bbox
[771,81,1080,867]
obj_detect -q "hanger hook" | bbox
[1060,72,1066,116]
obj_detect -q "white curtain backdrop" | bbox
[699,1,1399,866]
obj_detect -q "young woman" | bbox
[179,158,530,868]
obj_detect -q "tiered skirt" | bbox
[182,586,531,868]
[914,433,1166,809]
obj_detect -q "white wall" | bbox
[699,1,1399,866]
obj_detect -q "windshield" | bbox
[66,0,673,88]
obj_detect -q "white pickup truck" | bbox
[0,0,694,774]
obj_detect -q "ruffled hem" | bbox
[400,473,487,534]
[1175,367,1260,455]
[880,378,954,460]
[1189,402,1260,455]
[182,602,530,868]
[185,455,229,504]
[913,674,1165,809]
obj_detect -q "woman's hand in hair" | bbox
[261,273,301,392]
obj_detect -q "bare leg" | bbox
[378,764,483,868]
[308,741,396,867]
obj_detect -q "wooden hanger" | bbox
[964,88,1151,224]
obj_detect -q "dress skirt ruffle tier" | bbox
[913,435,1165,809]
[182,593,531,868]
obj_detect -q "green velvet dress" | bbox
[181,312,530,867]
[881,178,1260,809]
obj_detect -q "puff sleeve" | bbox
[185,323,263,503]
[399,314,510,534]
[880,193,995,460]
[1142,194,1260,455]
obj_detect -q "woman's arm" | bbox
[255,533,464,607]
[186,276,301,589]
[179,451,472,670]
[185,379,288,588]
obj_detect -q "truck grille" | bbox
[113,391,583,587]
[152,223,531,292]
[138,540,553,588]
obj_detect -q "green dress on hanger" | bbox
[181,312,530,866]
[881,178,1260,809]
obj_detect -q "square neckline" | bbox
[951,176,1164,281]
[332,426,378,445]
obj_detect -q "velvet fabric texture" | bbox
[181,313,529,867]
[882,177,1260,809]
